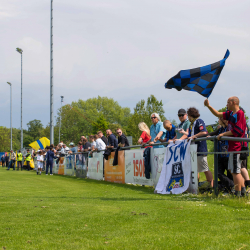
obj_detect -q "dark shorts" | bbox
[241,159,247,169]
[228,153,241,174]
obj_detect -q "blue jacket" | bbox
[46,150,57,162]
[108,134,118,148]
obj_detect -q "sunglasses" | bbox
[178,114,184,117]
[117,132,122,134]
[151,117,157,119]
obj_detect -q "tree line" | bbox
[1,95,171,152]
[2,95,247,152]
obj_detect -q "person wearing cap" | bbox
[174,109,191,141]
[7,150,16,170]
[69,142,77,154]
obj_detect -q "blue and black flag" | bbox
[165,50,230,98]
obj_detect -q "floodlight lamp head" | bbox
[16,47,23,54]
[7,82,11,86]
[61,96,64,102]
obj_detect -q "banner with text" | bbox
[104,151,125,184]
[88,152,103,180]
[155,140,192,194]
[125,149,153,186]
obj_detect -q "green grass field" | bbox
[1,165,250,250]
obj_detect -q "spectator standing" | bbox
[149,113,166,148]
[61,144,70,155]
[69,142,77,154]
[138,122,151,147]
[46,146,57,175]
[116,128,130,149]
[187,107,214,187]
[77,142,82,152]
[106,129,118,149]
[24,149,32,171]
[1,154,5,167]
[89,135,97,151]
[97,131,108,145]
[159,120,176,144]
[37,151,44,175]
[204,97,247,196]
[207,117,233,191]
[7,150,16,170]
[17,150,23,171]
[175,109,191,140]
[95,134,106,151]
[5,154,9,169]
[82,138,91,152]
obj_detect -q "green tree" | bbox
[92,115,109,134]
[27,119,44,141]
[56,97,131,144]
[127,95,166,145]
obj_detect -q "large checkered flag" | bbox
[165,50,230,98]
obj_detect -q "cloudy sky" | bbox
[1,0,250,131]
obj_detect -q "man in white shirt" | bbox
[95,134,106,151]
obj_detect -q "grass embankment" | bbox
[1,167,250,250]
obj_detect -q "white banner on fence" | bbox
[88,152,103,180]
[188,144,198,194]
[125,149,153,186]
[151,147,166,187]
[155,140,192,194]
[64,155,75,176]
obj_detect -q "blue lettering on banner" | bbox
[167,141,188,165]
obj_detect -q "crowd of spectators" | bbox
[2,95,249,196]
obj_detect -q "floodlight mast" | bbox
[59,96,64,143]
[16,47,23,149]
[50,0,54,144]
[7,82,12,150]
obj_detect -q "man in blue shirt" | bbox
[106,129,118,149]
[187,107,213,187]
[159,120,176,145]
[149,113,166,148]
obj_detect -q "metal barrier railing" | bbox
[61,136,250,196]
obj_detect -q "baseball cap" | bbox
[69,142,75,146]
[178,109,186,115]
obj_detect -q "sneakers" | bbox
[46,174,48,175]
[50,174,53,176]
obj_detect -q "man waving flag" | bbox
[165,50,230,98]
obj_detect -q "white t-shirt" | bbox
[91,141,96,149]
[95,138,106,151]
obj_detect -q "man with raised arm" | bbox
[204,97,247,196]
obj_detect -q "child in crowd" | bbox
[37,150,44,175]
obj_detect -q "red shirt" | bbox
[223,110,246,152]
[140,131,151,144]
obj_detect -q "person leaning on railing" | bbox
[186,107,214,188]
[94,134,106,151]
[204,97,247,197]
[138,122,151,148]
[149,113,166,148]
[158,120,176,145]
[207,117,234,192]
[116,128,130,150]
[106,129,118,149]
